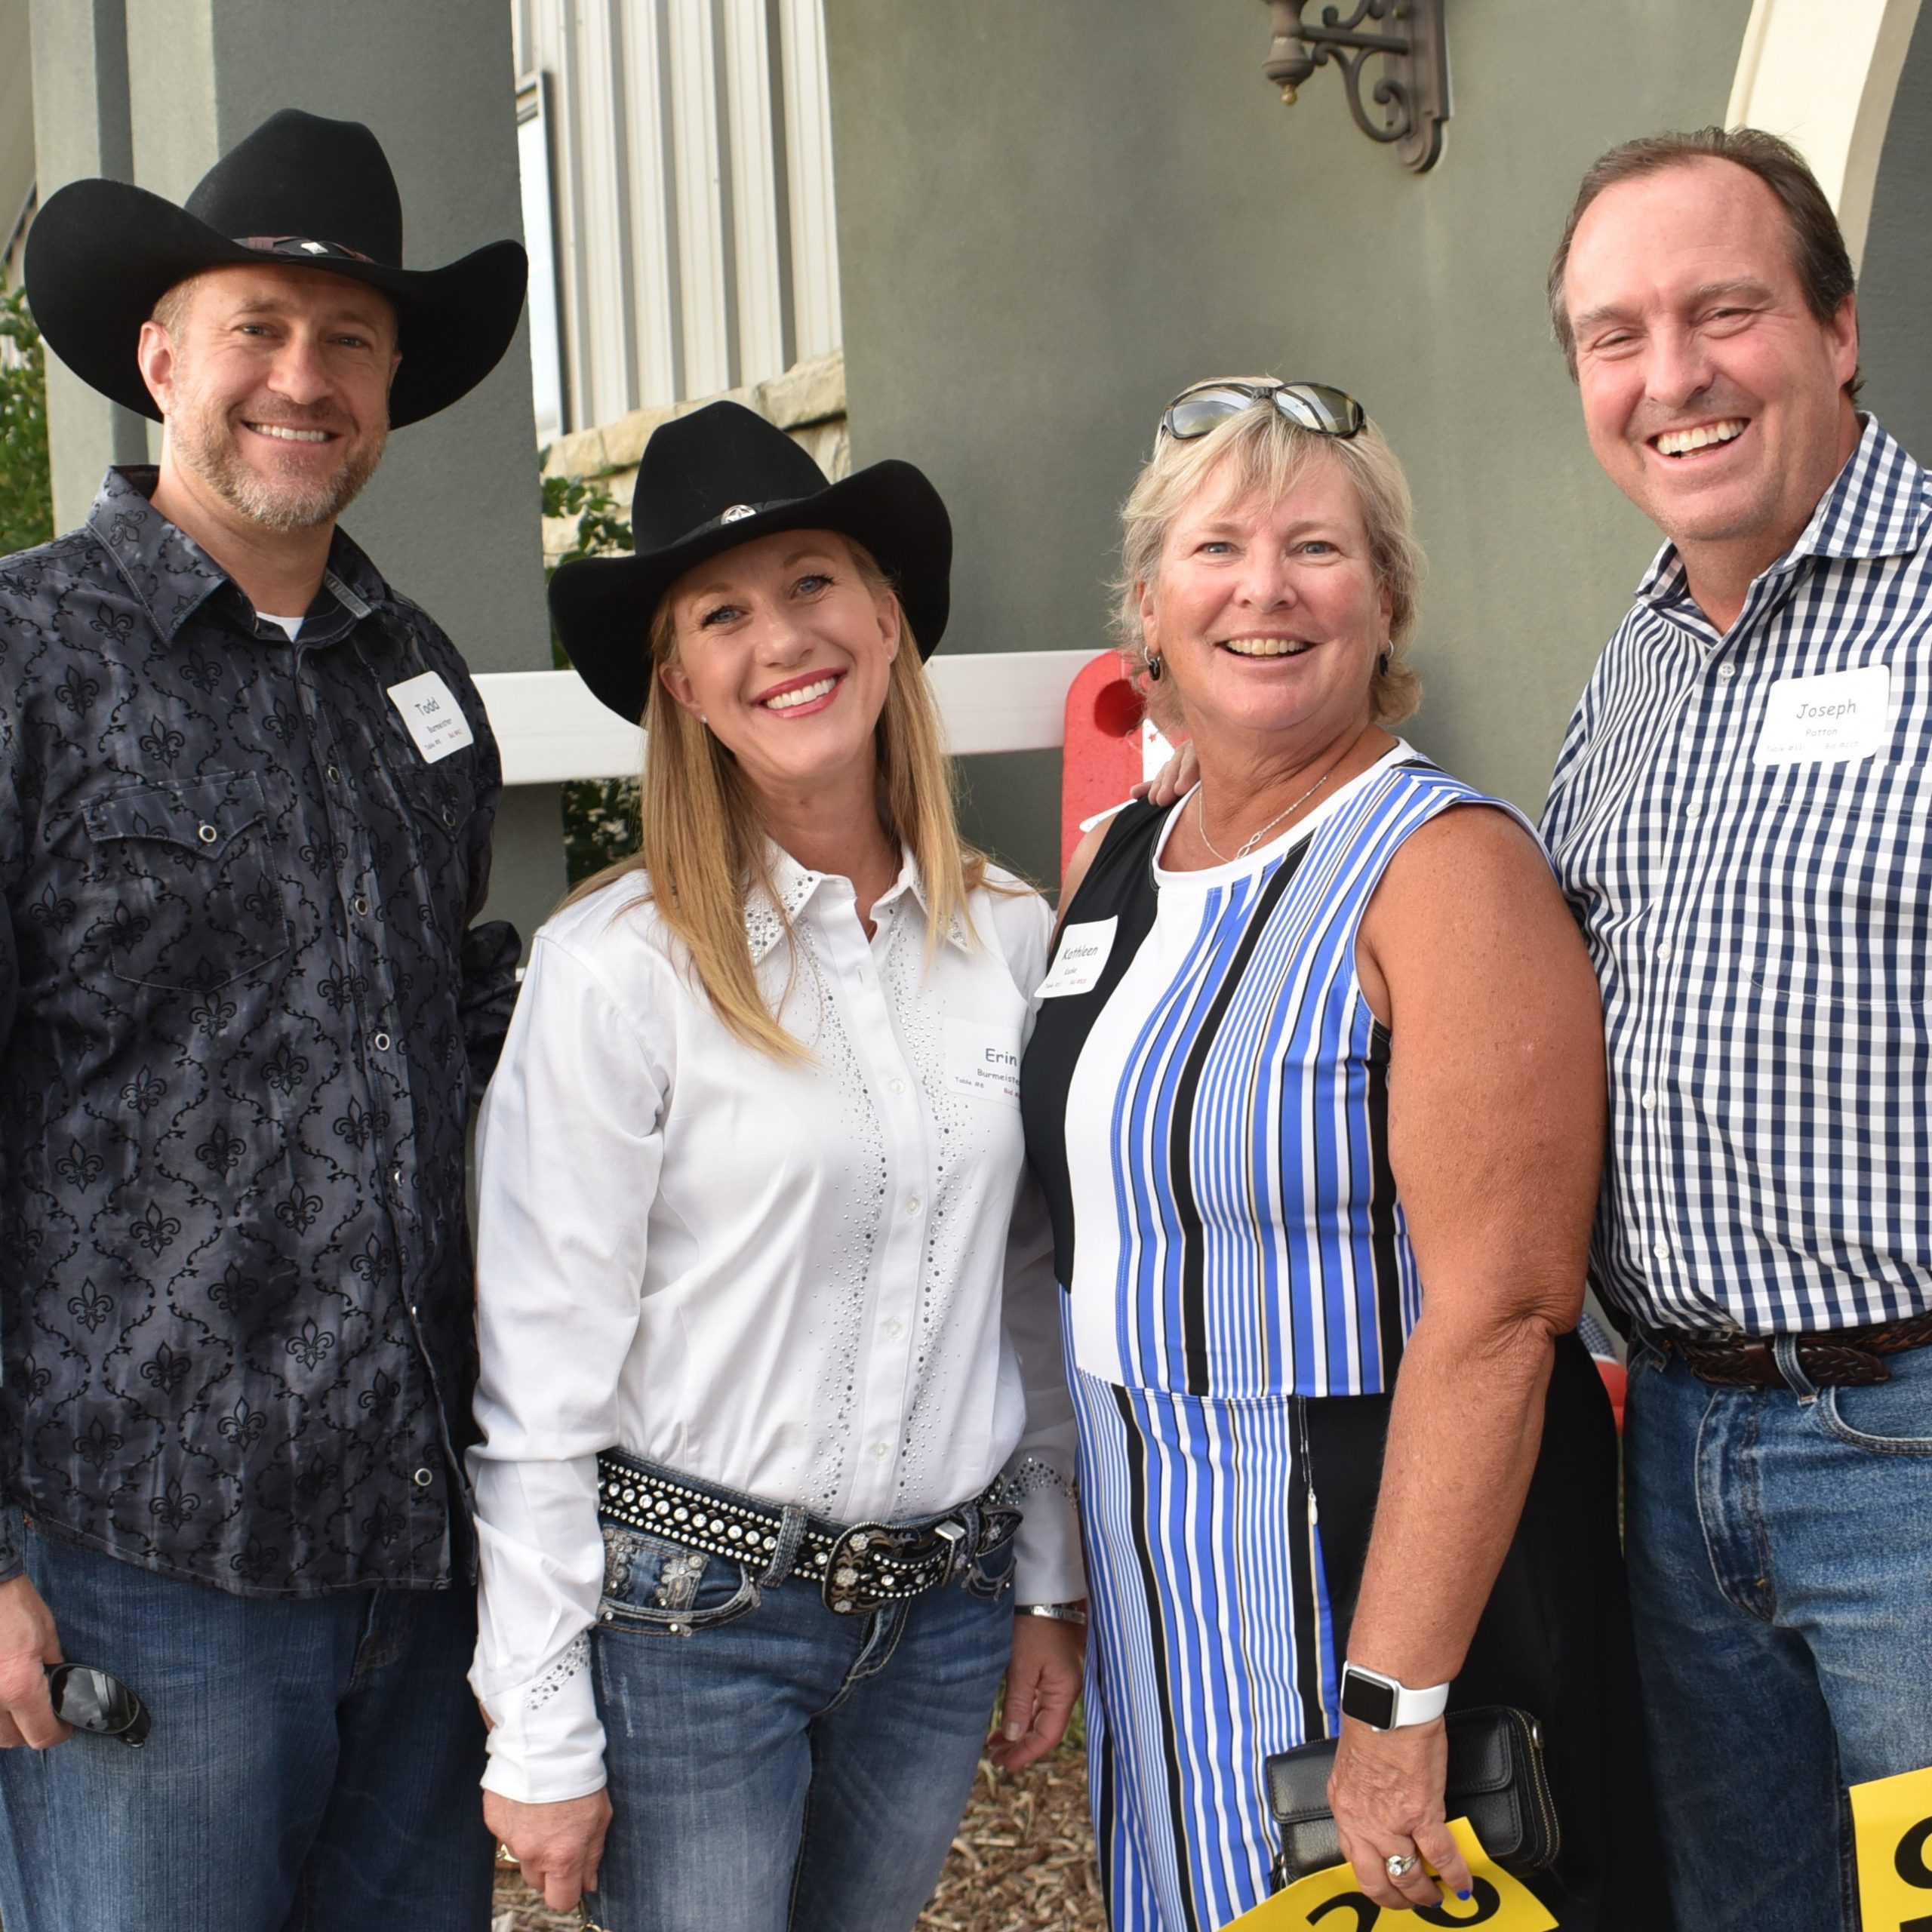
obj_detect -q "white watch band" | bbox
[1340,1662,1451,1730]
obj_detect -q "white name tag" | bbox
[1036,917,1117,998]
[1753,665,1891,766]
[387,672,475,764]
[945,1018,1021,1106]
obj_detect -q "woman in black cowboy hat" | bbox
[467,402,1088,1928]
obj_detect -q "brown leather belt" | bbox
[1650,1309,1932,1388]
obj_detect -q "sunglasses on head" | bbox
[1158,380,1367,444]
[48,1663,150,1748]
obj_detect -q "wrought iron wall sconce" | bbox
[1259,1,1451,174]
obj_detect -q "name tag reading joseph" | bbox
[1753,664,1890,766]
[387,671,475,764]
[1036,918,1118,999]
[945,1019,1021,1106]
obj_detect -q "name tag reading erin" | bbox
[1753,664,1891,766]
[387,672,475,764]
[1035,918,1117,999]
[945,1019,1021,1105]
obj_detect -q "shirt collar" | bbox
[742,842,974,964]
[1635,414,1930,617]
[88,466,396,645]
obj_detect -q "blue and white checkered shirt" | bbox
[1543,418,1932,1337]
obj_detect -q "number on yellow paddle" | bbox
[1850,1761,1932,1930]
[1218,1817,1558,1931]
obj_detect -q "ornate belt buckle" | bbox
[822,1521,897,1614]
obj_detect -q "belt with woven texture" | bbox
[594,1446,1020,1615]
[1646,1309,1932,1389]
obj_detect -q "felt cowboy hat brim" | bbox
[25,179,528,429]
[549,405,952,728]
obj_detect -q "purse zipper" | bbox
[1506,1707,1562,1869]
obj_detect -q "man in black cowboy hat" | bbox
[0,109,526,1930]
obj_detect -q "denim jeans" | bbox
[1624,1339,1932,1931]
[585,1517,1016,1932]
[0,1519,492,1932]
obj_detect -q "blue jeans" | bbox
[586,1518,1016,1932]
[0,1521,492,1932]
[1625,1340,1932,1931]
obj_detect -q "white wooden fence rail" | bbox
[474,650,1102,786]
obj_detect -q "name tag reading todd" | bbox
[1753,664,1890,766]
[946,1019,1021,1106]
[1035,918,1117,999]
[387,672,475,764]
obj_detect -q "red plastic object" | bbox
[1594,1356,1627,1432]
[1060,651,1148,876]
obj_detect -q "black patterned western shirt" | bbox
[0,468,518,1596]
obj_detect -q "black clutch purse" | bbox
[1263,1706,1560,1892]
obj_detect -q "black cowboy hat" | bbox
[24,109,527,429]
[550,401,952,725]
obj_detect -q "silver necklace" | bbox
[1195,736,1361,862]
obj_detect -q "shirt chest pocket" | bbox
[80,773,291,993]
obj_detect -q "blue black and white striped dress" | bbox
[1021,746,1662,1932]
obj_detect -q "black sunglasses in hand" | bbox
[48,1663,150,1748]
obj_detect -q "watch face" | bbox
[1341,1668,1398,1730]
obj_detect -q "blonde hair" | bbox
[1114,395,1425,727]
[571,537,996,1059]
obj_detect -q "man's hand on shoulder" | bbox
[0,1574,71,1749]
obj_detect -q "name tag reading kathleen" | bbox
[387,671,475,764]
[1753,664,1891,766]
[1036,918,1118,999]
[945,1019,1021,1105]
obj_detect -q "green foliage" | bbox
[542,466,640,884]
[0,288,54,558]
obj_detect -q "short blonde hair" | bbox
[570,536,997,1059]
[1114,396,1424,727]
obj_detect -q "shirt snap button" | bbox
[889,1078,906,1096]
[441,805,457,827]
[390,1166,405,1189]
[870,1443,889,1462]
[326,764,341,782]
[373,1031,391,1051]
[412,1467,434,1488]
[197,823,218,844]
[352,895,369,916]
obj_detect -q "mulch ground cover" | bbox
[492,1737,1103,1932]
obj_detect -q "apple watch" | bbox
[1340,1662,1451,1731]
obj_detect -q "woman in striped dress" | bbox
[1020,383,1668,1930]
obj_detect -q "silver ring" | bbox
[1386,1852,1420,1881]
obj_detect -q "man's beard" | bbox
[172,392,387,534]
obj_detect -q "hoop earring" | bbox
[1143,650,1164,683]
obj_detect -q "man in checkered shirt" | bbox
[1545,126,1932,1932]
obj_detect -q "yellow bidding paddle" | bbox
[1218,1818,1558,1931]
[1850,1761,1932,1929]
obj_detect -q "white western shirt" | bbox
[468,849,1084,1802]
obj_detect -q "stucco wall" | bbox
[1862,3,1932,458]
[826,0,1755,886]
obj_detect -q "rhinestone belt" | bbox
[594,1447,1021,1615]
